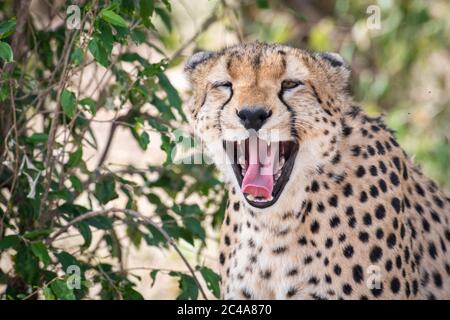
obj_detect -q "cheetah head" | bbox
[185,42,351,213]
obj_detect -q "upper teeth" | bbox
[274,157,285,174]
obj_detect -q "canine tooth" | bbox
[275,172,281,180]
[280,157,285,166]
[267,196,273,201]
[268,140,271,147]
[247,194,255,201]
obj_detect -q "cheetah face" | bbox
[185,43,350,211]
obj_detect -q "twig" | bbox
[47,207,209,300]
[38,25,80,226]
[96,114,121,168]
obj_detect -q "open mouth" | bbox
[223,134,299,208]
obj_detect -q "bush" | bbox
[0,0,223,300]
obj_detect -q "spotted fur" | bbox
[185,42,450,300]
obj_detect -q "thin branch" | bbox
[38,26,80,226]
[96,114,121,168]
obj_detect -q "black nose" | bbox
[237,107,272,131]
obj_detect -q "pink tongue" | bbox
[241,140,275,199]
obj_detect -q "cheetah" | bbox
[184,42,450,299]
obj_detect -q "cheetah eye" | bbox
[212,81,232,89]
[281,79,304,90]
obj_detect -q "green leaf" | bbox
[14,244,39,285]
[155,7,172,31]
[150,269,159,287]
[79,97,97,115]
[0,235,20,250]
[0,41,13,62]
[86,216,112,230]
[31,242,51,267]
[50,279,76,300]
[122,286,144,300]
[143,59,167,76]
[61,89,76,118]
[23,229,52,240]
[69,175,83,193]
[0,82,8,102]
[66,148,83,168]
[144,223,166,246]
[56,251,79,271]
[43,286,56,300]
[151,94,175,120]
[140,0,154,27]
[131,118,151,150]
[26,132,48,144]
[88,38,109,67]
[98,20,114,53]
[0,19,16,39]
[86,215,113,230]
[94,175,119,205]
[161,0,172,11]
[183,217,205,240]
[131,28,147,44]
[75,221,92,249]
[173,204,203,217]
[170,273,198,300]
[160,134,174,164]
[256,0,270,9]
[70,47,83,65]
[138,131,150,150]
[100,9,128,28]
[148,118,168,132]
[198,266,221,299]
[157,73,185,120]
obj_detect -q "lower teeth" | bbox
[246,195,273,202]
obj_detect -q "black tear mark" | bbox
[310,84,323,104]
[217,87,234,135]
[277,91,299,141]
[193,90,208,120]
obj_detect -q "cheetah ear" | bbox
[316,52,348,68]
[184,51,215,74]
[315,52,351,90]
